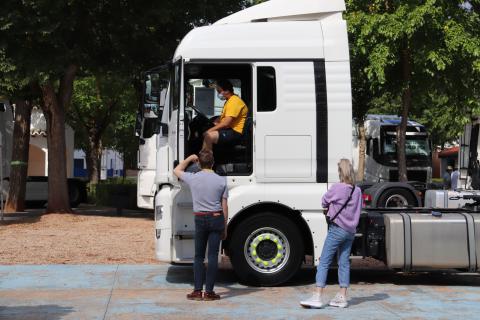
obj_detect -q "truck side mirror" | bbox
[142,73,168,120]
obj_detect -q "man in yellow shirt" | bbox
[203,79,248,152]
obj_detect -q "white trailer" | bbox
[353,114,432,184]
[137,0,480,285]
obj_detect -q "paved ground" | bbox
[0,265,479,319]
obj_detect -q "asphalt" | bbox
[0,265,479,319]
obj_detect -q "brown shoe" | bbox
[187,290,203,301]
[203,291,221,301]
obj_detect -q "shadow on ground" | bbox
[71,204,153,220]
[166,263,480,291]
[0,305,74,320]
[165,265,264,299]
[0,204,153,224]
[0,212,42,226]
[290,267,480,287]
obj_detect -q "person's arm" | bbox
[206,116,234,133]
[322,184,339,208]
[173,154,198,179]
[221,184,229,240]
[221,197,228,240]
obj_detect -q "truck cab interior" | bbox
[183,63,253,176]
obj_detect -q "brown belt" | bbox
[193,211,223,217]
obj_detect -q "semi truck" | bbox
[136,0,479,285]
[0,99,87,208]
[353,114,432,184]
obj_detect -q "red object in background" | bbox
[362,194,372,207]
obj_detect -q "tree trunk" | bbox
[397,46,413,182]
[39,64,77,213]
[86,134,102,184]
[356,119,367,181]
[4,100,31,212]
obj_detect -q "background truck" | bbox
[136,0,479,286]
[353,114,432,184]
[352,114,433,208]
[0,99,87,208]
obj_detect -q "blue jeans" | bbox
[194,215,225,292]
[316,224,355,288]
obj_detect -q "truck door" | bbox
[254,62,317,182]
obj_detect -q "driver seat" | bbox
[213,117,252,168]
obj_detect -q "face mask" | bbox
[217,92,226,100]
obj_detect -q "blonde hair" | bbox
[338,159,355,185]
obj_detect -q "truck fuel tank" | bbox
[384,212,479,272]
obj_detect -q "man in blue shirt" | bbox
[174,149,228,301]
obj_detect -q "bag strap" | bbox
[330,185,355,223]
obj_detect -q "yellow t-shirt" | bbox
[220,95,248,134]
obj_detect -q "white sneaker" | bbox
[329,293,348,308]
[300,293,327,308]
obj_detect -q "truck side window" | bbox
[257,67,276,112]
[169,62,181,119]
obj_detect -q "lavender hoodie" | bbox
[322,183,362,234]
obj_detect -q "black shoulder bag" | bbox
[325,186,355,227]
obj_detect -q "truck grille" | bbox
[389,170,427,182]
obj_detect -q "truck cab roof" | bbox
[174,0,349,62]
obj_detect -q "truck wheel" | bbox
[377,188,417,208]
[229,212,304,286]
[68,183,81,208]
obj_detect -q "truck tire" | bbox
[229,212,304,286]
[377,188,417,208]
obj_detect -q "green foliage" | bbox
[93,181,137,209]
[346,0,480,143]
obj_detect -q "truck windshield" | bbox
[383,134,430,157]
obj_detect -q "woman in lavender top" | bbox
[301,159,362,309]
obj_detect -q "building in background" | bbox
[29,107,75,178]
[73,149,124,179]
[432,146,459,179]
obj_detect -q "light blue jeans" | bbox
[315,224,355,288]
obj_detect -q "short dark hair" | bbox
[198,149,214,169]
[216,79,234,93]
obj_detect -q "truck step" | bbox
[350,256,365,260]
[174,231,195,240]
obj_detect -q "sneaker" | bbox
[300,293,326,308]
[203,291,221,301]
[187,290,203,301]
[329,293,348,308]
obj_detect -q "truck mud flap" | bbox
[384,212,479,272]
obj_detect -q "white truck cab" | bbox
[137,0,480,285]
[353,114,432,184]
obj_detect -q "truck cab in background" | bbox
[353,115,433,208]
[353,114,432,184]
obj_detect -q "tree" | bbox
[346,0,480,181]
[0,50,38,212]
[1,0,246,213]
[70,75,136,183]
